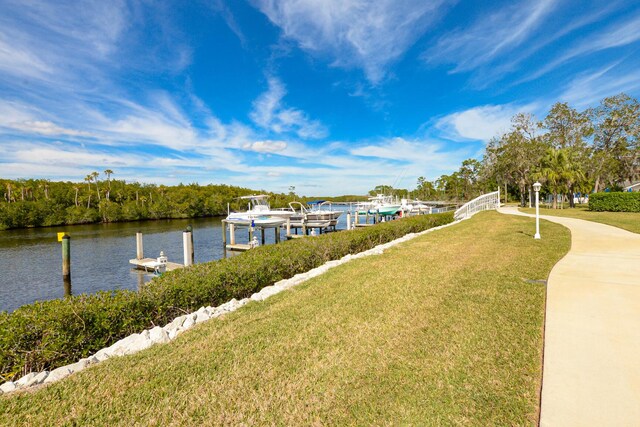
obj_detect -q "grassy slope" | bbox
[0,212,570,426]
[519,205,640,234]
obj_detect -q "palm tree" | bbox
[104,169,114,201]
[91,171,100,201]
[74,186,80,207]
[84,174,93,208]
[537,148,571,209]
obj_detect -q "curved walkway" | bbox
[499,207,640,426]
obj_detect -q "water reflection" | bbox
[0,210,351,312]
[63,275,72,297]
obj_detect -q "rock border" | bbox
[0,220,458,395]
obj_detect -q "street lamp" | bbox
[533,181,541,239]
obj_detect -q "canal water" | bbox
[0,212,351,313]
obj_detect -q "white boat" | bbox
[401,198,432,215]
[225,195,293,227]
[287,201,343,227]
[306,200,343,225]
[357,194,401,216]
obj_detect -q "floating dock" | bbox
[225,243,252,252]
[129,258,184,272]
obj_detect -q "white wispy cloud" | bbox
[349,137,473,182]
[244,140,288,153]
[517,13,640,84]
[434,104,533,142]
[253,0,453,83]
[0,0,129,84]
[425,0,556,73]
[250,77,327,139]
[558,61,640,108]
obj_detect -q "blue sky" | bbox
[1,0,639,195]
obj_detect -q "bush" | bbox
[0,212,453,381]
[588,192,640,212]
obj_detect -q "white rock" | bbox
[167,328,183,340]
[125,334,153,353]
[0,381,16,393]
[194,312,210,324]
[15,372,36,387]
[81,356,99,365]
[24,371,49,387]
[65,358,89,374]
[218,298,239,312]
[93,348,112,362]
[182,315,195,330]
[43,366,73,384]
[148,326,170,344]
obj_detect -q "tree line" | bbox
[377,93,639,207]
[0,173,300,230]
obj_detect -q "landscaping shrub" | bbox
[0,212,453,381]
[588,192,640,212]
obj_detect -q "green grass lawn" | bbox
[519,205,640,234]
[0,212,570,426]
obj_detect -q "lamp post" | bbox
[533,181,541,239]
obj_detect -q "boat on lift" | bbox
[225,195,293,227]
[287,201,342,228]
[357,194,402,216]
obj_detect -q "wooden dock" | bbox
[225,244,252,252]
[129,258,184,272]
[286,234,306,239]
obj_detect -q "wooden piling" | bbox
[275,227,281,243]
[63,275,72,297]
[61,234,71,282]
[346,212,351,230]
[261,228,266,245]
[186,225,194,265]
[286,217,291,237]
[222,221,227,247]
[183,231,193,267]
[230,224,236,245]
[136,232,143,260]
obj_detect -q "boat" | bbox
[298,200,343,226]
[285,201,338,228]
[400,198,432,215]
[357,194,402,216]
[225,195,294,227]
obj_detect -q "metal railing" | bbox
[453,190,501,221]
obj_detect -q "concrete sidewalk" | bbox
[499,207,640,426]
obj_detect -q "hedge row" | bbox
[588,192,640,212]
[0,212,453,381]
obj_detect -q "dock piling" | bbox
[222,221,227,247]
[229,224,236,245]
[346,212,351,230]
[61,234,71,285]
[261,228,266,245]
[183,230,193,267]
[186,225,194,265]
[136,232,144,260]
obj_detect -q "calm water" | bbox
[0,211,350,313]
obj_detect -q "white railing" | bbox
[453,190,501,221]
